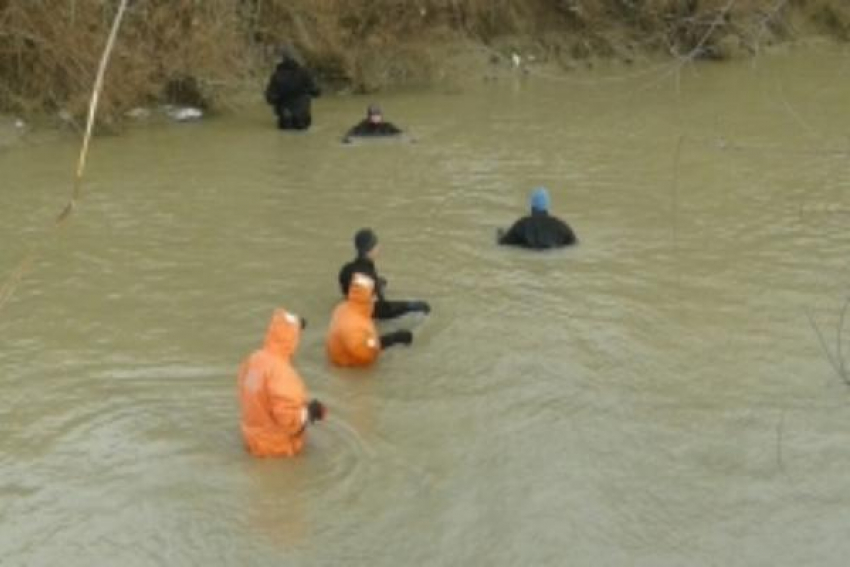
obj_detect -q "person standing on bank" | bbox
[237,309,326,457]
[264,46,321,131]
[497,187,577,249]
[338,228,431,320]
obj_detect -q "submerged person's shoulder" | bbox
[343,121,403,142]
[544,215,577,247]
[504,214,577,249]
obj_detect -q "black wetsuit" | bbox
[344,120,402,140]
[498,211,577,249]
[265,58,320,130]
[338,256,423,320]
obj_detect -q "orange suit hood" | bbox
[263,309,301,359]
[238,309,309,457]
[326,274,380,367]
[347,273,375,318]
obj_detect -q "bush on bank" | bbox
[0,0,847,123]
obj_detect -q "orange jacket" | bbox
[326,273,380,367]
[237,310,309,457]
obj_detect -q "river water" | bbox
[1,42,849,566]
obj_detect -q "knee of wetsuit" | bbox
[380,329,413,348]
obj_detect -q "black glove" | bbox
[307,399,326,423]
[406,300,431,315]
[380,329,413,349]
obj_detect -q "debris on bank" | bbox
[164,106,204,122]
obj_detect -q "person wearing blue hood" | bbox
[338,228,431,320]
[497,187,577,249]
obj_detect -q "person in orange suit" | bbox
[326,273,413,367]
[237,309,326,457]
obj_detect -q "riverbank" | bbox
[0,0,847,126]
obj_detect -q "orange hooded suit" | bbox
[237,310,309,457]
[326,273,380,367]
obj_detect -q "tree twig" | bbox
[60,0,129,220]
[806,307,850,386]
[776,409,786,472]
[0,0,130,315]
[837,296,850,380]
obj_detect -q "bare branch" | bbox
[0,0,130,315]
[776,410,785,472]
[806,307,850,386]
[837,296,850,380]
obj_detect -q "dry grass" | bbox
[0,0,247,123]
[0,0,847,122]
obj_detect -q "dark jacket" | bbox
[338,256,386,300]
[498,211,577,249]
[265,58,320,130]
[344,120,402,140]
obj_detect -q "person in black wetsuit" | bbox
[265,47,321,130]
[342,104,402,142]
[338,228,431,320]
[497,187,577,249]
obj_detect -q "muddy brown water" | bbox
[2,43,850,566]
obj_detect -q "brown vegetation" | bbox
[0,0,847,123]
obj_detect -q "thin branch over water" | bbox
[806,297,850,386]
[0,0,130,315]
[776,409,786,472]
